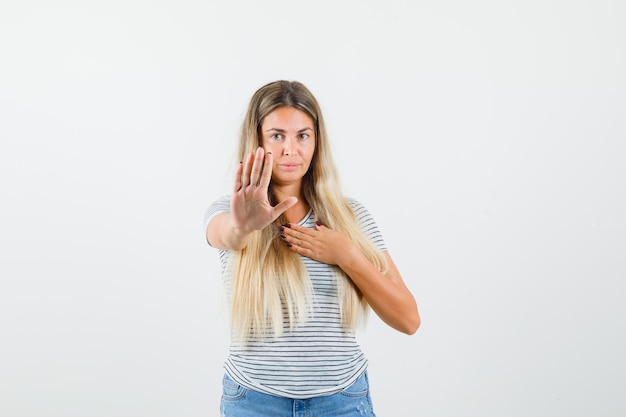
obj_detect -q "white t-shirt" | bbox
[203,195,387,398]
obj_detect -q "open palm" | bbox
[230,147,297,235]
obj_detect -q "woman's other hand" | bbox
[278,221,355,266]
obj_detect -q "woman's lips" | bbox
[278,163,299,172]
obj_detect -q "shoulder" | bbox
[203,195,230,230]
[345,197,363,211]
[345,197,372,221]
[345,197,387,250]
[206,194,231,213]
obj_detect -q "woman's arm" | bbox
[206,212,252,250]
[340,248,420,334]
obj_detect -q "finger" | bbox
[286,223,316,236]
[284,239,314,258]
[233,161,243,192]
[241,152,255,187]
[258,151,273,189]
[249,147,265,186]
[272,197,298,221]
[281,227,318,251]
[280,231,311,250]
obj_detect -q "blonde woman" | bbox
[204,80,420,417]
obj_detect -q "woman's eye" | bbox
[271,134,283,140]
[298,133,309,140]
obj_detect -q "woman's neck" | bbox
[284,200,310,224]
[272,184,309,224]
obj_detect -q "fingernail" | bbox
[267,152,272,155]
[315,220,322,226]
[287,243,292,247]
[280,233,286,239]
[279,226,284,232]
[282,223,291,228]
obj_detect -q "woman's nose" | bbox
[283,138,296,156]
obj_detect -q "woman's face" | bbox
[260,106,316,187]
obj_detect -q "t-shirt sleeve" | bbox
[348,199,387,252]
[203,195,231,233]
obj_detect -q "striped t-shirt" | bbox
[203,195,387,398]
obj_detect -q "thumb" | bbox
[272,197,298,220]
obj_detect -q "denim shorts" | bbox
[220,371,377,417]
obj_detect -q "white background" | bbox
[1,1,624,416]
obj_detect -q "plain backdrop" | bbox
[1,1,624,416]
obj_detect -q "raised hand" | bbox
[230,147,297,236]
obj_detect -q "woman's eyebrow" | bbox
[265,127,313,132]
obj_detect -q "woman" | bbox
[204,80,420,416]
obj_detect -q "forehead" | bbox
[261,106,314,129]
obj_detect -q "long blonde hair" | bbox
[229,80,388,344]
